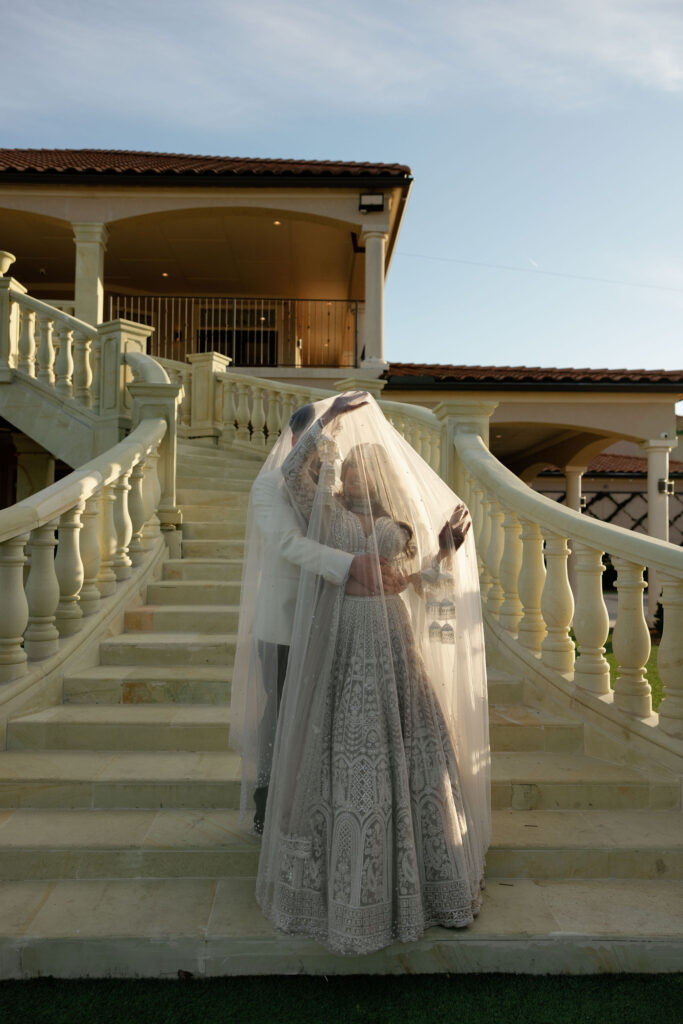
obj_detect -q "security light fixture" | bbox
[658,478,674,495]
[359,193,384,214]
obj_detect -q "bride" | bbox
[232,392,489,956]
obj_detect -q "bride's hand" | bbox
[321,391,369,428]
[438,502,472,557]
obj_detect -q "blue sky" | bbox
[4,0,683,373]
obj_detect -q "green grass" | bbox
[1,974,681,1024]
[604,631,663,711]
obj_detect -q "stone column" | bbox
[640,439,675,621]
[360,228,388,370]
[73,223,109,326]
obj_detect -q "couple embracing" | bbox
[230,391,490,957]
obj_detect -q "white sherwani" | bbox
[251,467,353,646]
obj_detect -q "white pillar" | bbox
[641,439,674,621]
[72,223,108,327]
[564,466,585,513]
[360,229,388,370]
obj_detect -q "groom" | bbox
[249,401,404,832]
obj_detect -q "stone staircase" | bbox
[0,440,681,977]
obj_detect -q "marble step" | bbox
[486,670,524,704]
[146,580,242,606]
[7,706,232,752]
[63,666,232,705]
[181,538,245,558]
[490,752,679,811]
[180,505,250,523]
[177,457,260,477]
[182,522,247,541]
[488,705,582,753]
[8,700,574,755]
[178,445,264,467]
[99,633,236,667]
[163,558,243,582]
[0,751,241,809]
[124,605,240,633]
[0,808,680,884]
[1,876,680,977]
[177,485,253,505]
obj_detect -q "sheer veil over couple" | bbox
[230,392,490,956]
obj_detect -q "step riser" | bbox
[177,484,252,500]
[489,725,582,754]
[0,849,257,882]
[100,642,236,667]
[182,524,247,540]
[2,846,680,883]
[181,540,244,558]
[163,561,243,582]
[180,507,250,523]
[146,582,242,605]
[7,723,231,753]
[124,608,239,632]
[0,781,239,810]
[492,781,679,811]
[63,678,231,705]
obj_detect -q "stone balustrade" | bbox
[454,429,683,745]
[188,364,681,753]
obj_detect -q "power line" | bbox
[396,251,683,295]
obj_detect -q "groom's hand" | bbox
[350,554,407,595]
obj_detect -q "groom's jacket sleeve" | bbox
[251,471,352,585]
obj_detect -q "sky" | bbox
[3,0,683,375]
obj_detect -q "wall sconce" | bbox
[359,193,384,214]
[658,478,674,495]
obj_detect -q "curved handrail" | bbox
[126,351,171,386]
[456,430,683,576]
[0,418,166,545]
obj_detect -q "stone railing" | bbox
[453,427,682,748]
[0,251,153,461]
[0,349,181,688]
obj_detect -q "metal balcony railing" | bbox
[107,295,362,368]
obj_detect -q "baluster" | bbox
[485,497,504,616]
[96,485,117,596]
[78,493,102,616]
[112,471,133,580]
[611,558,652,717]
[54,505,84,636]
[540,530,575,674]
[470,481,484,575]
[419,425,430,464]
[281,391,296,433]
[235,382,251,442]
[128,459,147,565]
[54,324,74,397]
[90,333,101,414]
[251,386,267,446]
[221,376,237,446]
[23,519,60,660]
[517,518,547,653]
[572,543,610,694]
[498,508,523,633]
[73,329,93,406]
[17,308,36,376]
[430,429,440,472]
[0,534,30,681]
[265,388,280,449]
[477,488,493,597]
[141,449,162,546]
[657,573,683,737]
[181,367,192,429]
[36,313,55,384]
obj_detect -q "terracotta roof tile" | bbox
[385,363,683,386]
[0,148,411,180]
[541,453,683,476]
